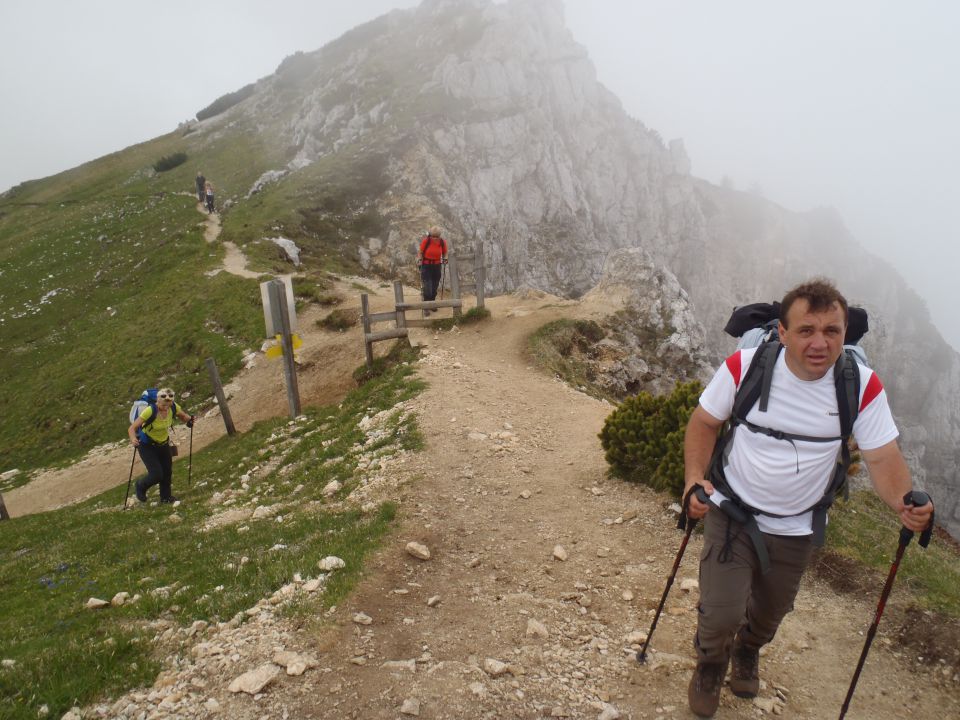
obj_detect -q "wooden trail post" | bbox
[268,279,302,418]
[447,252,462,318]
[361,293,374,368]
[474,237,485,309]
[205,358,236,435]
[0,493,9,521]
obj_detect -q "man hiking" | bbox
[196,171,206,203]
[417,226,447,315]
[682,278,933,718]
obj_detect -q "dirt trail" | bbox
[249,293,955,719]
[8,266,958,716]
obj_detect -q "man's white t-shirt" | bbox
[699,347,899,535]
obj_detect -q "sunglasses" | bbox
[158,393,174,400]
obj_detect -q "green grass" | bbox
[428,305,491,331]
[0,185,264,476]
[0,120,310,477]
[527,318,614,402]
[827,490,960,617]
[0,356,423,720]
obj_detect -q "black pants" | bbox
[137,442,174,501]
[205,194,215,213]
[420,263,442,301]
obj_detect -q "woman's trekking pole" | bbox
[123,447,137,510]
[838,491,933,719]
[187,418,195,486]
[637,484,709,664]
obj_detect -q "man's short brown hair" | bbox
[780,278,848,328]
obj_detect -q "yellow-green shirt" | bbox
[139,403,178,444]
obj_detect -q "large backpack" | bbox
[725,301,869,358]
[706,303,869,572]
[129,388,179,445]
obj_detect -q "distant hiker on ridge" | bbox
[195,171,206,203]
[417,226,447,316]
[204,181,215,214]
[680,278,934,718]
[128,387,195,504]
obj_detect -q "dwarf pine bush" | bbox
[153,152,188,172]
[599,380,703,498]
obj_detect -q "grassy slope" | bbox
[0,353,422,720]
[0,123,290,476]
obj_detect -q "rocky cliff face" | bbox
[196,0,959,536]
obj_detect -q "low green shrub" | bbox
[196,83,256,121]
[319,307,360,331]
[599,380,703,498]
[152,152,188,172]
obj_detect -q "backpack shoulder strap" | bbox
[835,349,861,438]
[143,402,158,429]
[732,341,782,420]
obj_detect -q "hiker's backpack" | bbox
[129,388,179,445]
[707,302,870,570]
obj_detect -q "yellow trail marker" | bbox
[265,333,302,359]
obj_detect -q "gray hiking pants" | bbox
[694,509,814,663]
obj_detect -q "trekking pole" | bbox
[122,447,137,510]
[838,491,934,719]
[637,484,709,664]
[440,260,446,301]
[187,418,194,486]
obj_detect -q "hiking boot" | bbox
[688,661,727,718]
[730,637,760,698]
[160,495,179,504]
[134,482,147,503]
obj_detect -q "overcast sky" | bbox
[2,1,958,349]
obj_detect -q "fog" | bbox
[2,0,957,348]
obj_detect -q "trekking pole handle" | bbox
[677,484,709,531]
[900,490,932,546]
[900,491,934,548]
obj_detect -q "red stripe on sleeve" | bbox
[725,352,743,388]
[859,372,884,412]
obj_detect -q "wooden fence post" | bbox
[394,281,406,330]
[447,251,462,319]
[0,493,9,521]
[269,279,302,418]
[205,358,237,435]
[361,293,374,368]
[475,238,485,309]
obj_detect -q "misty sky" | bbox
[2,1,958,349]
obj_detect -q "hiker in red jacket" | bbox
[417,226,447,315]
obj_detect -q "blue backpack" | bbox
[129,388,179,445]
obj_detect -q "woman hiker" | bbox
[128,388,195,503]
[204,181,215,214]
